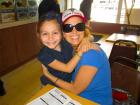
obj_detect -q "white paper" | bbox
[27,88,81,105]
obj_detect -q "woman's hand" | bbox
[77,37,100,53]
[41,64,50,76]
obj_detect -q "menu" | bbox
[27,87,81,105]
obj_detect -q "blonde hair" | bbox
[84,27,94,41]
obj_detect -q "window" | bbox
[91,0,119,23]
[70,0,140,25]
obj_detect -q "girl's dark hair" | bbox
[37,11,62,33]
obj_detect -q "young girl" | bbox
[37,12,97,86]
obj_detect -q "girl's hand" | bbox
[77,37,100,53]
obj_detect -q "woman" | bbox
[38,0,60,19]
[42,8,113,105]
[80,0,93,20]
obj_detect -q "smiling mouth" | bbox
[47,41,57,45]
[71,35,79,40]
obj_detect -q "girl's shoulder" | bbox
[61,40,73,49]
[39,46,51,53]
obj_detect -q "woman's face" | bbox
[63,17,85,47]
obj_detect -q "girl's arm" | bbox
[42,64,97,94]
[48,39,99,73]
[48,51,82,73]
[77,36,100,52]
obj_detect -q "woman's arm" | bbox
[42,64,97,94]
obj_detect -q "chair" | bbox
[0,80,6,96]
[109,39,138,68]
[111,62,140,104]
[113,56,139,69]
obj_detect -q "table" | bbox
[95,34,113,58]
[27,84,99,105]
[106,33,140,45]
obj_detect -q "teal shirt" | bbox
[72,49,112,105]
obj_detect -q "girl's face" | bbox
[63,17,85,47]
[39,20,62,51]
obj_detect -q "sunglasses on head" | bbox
[63,23,85,33]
